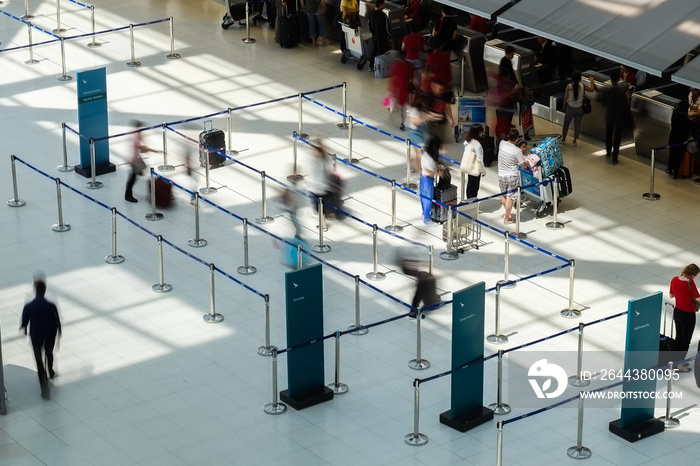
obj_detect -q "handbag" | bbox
[688,280,700,311]
[582,85,592,114]
[694,340,700,389]
[460,144,481,176]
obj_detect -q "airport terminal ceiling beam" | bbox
[672,57,700,89]
[438,0,517,20]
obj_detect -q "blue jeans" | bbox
[309,13,325,39]
[420,175,434,222]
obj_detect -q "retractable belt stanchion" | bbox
[496,421,504,466]
[566,394,592,459]
[402,138,417,189]
[546,180,565,229]
[57,123,73,172]
[166,17,181,59]
[327,331,349,394]
[287,131,304,182]
[460,172,466,202]
[296,244,303,270]
[126,24,141,67]
[203,263,224,322]
[56,37,72,81]
[496,231,515,289]
[51,178,71,232]
[313,198,331,253]
[87,6,101,48]
[440,207,458,260]
[263,348,287,414]
[255,171,274,224]
[642,149,661,201]
[199,153,217,194]
[158,123,174,171]
[488,350,511,414]
[385,180,403,232]
[487,284,508,344]
[226,108,239,156]
[52,0,66,33]
[337,82,348,129]
[366,224,385,280]
[237,218,257,274]
[345,116,358,164]
[658,361,681,428]
[258,294,276,356]
[298,92,309,140]
[152,235,172,292]
[568,323,590,387]
[347,275,368,335]
[105,208,125,264]
[560,259,581,318]
[25,22,39,65]
[85,139,103,189]
[188,193,207,247]
[21,0,34,20]
[428,245,434,275]
[146,169,164,221]
[241,3,256,44]
[459,57,466,97]
[8,156,27,207]
[513,187,526,239]
[404,379,428,446]
[408,309,430,370]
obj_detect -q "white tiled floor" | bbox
[1,0,699,465]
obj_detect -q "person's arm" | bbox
[516,151,528,169]
[474,141,485,175]
[20,306,29,335]
[445,103,455,127]
[583,76,596,92]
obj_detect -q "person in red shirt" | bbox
[388,56,414,131]
[404,0,420,23]
[669,263,700,372]
[402,22,428,86]
[468,13,487,35]
[425,47,452,89]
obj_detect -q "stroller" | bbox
[221,0,260,29]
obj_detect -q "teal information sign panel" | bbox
[76,68,109,172]
[285,263,324,397]
[451,282,486,418]
[620,292,663,428]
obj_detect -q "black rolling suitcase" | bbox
[479,134,496,167]
[279,7,300,48]
[659,303,675,368]
[199,120,226,169]
[553,166,572,197]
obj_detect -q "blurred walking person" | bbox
[306,139,333,231]
[125,120,160,203]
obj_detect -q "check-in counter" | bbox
[384,1,407,50]
[631,86,682,164]
[451,26,487,94]
[580,69,633,145]
[484,39,539,90]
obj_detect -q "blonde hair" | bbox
[681,263,700,277]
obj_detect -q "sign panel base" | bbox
[439,406,493,433]
[75,162,116,178]
[280,386,333,411]
[609,417,664,443]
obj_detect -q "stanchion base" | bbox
[104,255,125,264]
[188,239,208,248]
[56,75,73,82]
[327,382,349,395]
[227,150,239,156]
[242,38,256,44]
[299,133,309,140]
[25,59,40,65]
[694,178,700,185]
[255,216,274,224]
[85,181,103,189]
[287,174,305,182]
[439,251,459,261]
[401,182,418,189]
[408,358,430,370]
[346,324,368,335]
[440,406,494,433]
[337,122,349,129]
[126,61,142,67]
[343,158,359,164]
[257,345,277,356]
[609,417,664,443]
[279,386,333,410]
[56,165,74,172]
[366,272,386,281]
[87,42,102,48]
[237,265,257,275]
[487,403,512,415]
[566,446,592,460]
[52,28,67,33]
[52,224,71,232]
[203,312,224,323]
[166,53,181,59]
[20,15,35,20]
[158,164,175,172]
[561,308,582,319]
[404,433,428,446]
[152,283,173,293]
[568,375,590,387]
[486,334,508,344]
[7,199,26,207]
[496,279,516,289]
[658,416,680,429]
[642,192,661,201]
[145,213,164,221]
[515,232,527,239]
[312,244,331,253]
[546,221,565,229]
[263,402,287,415]
[199,187,218,195]
[385,225,404,233]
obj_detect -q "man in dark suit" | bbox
[368,0,390,72]
[534,36,557,83]
[20,279,62,400]
[601,70,629,165]
[428,5,456,52]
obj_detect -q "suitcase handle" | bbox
[203,120,213,132]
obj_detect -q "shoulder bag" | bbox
[688,280,700,311]
[582,85,592,114]
[460,143,481,176]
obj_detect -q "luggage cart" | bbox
[519,166,554,218]
[340,23,371,70]
[442,202,483,253]
[222,0,260,29]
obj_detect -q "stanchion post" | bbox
[347,275,368,335]
[642,148,661,200]
[255,171,274,224]
[226,108,239,156]
[298,92,309,140]
[546,180,565,229]
[158,123,174,171]
[337,82,348,129]
[428,245,434,275]
[145,169,164,221]
[496,421,504,466]
[459,57,465,97]
[57,123,73,172]
[51,178,71,232]
[287,131,304,182]
[87,5,101,48]
[327,331,349,394]
[560,259,581,318]
[366,224,386,280]
[8,155,27,207]
[402,138,417,189]
[56,37,72,81]
[126,24,141,67]
[263,348,287,414]
[408,309,430,370]
[241,3,256,44]
[166,17,181,58]
[460,172,466,201]
[312,198,331,253]
[513,187,526,239]
[404,379,428,446]
[385,180,404,232]
[25,22,40,64]
[151,235,172,292]
[258,294,277,356]
[344,116,358,164]
[21,0,34,20]
[199,151,218,195]
[496,231,516,288]
[658,361,681,428]
[237,218,257,275]
[188,193,207,247]
[486,284,508,344]
[488,349,512,414]
[566,394,592,459]
[296,244,303,270]
[203,263,224,322]
[105,207,125,264]
[440,206,459,260]
[52,0,66,33]
[85,139,103,189]
[568,323,590,386]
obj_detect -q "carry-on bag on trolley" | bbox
[530,136,562,177]
[519,165,554,218]
[431,183,458,223]
[199,120,227,169]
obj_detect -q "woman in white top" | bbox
[463,124,485,199]
[561,70,595,146]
